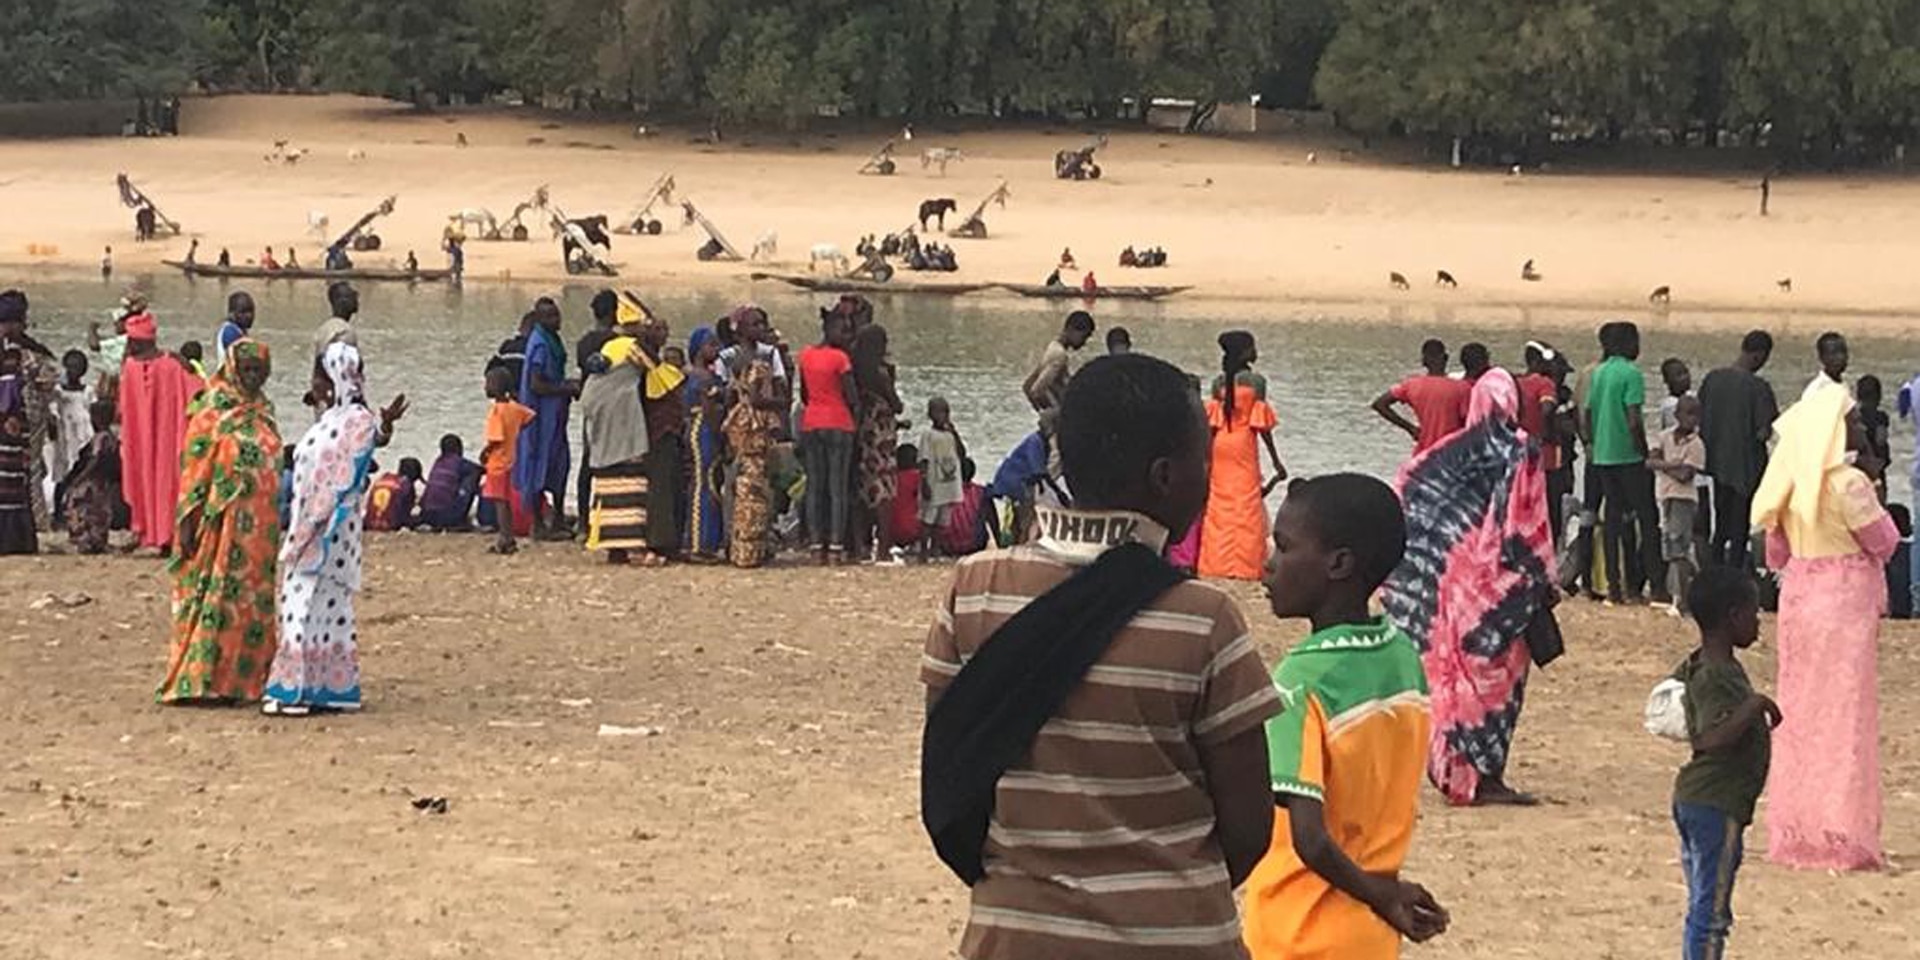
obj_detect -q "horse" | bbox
[810,243,850,275]
[918,198,957,232]
[134,205,158,242]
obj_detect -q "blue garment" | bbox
[278,467,294,531]
[1675,802,1744,960]
[989,432,1049,502]
[216,320,247,366]
[513,328,572,511]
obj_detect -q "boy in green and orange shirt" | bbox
[1243,473,1449,960]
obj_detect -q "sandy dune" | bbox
[2,95,1917,329]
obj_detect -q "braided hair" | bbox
[1217,330,1257,422]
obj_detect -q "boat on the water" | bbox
[751,272,992,296]
[164,260,455,283]
[997,283,1192,300]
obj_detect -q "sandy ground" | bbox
[3,95,1920,329]
[1,534,1916,958]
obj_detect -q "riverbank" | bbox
[2,534,1915,957]
[4,95,1919,332]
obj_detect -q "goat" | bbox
[920,147,964,176]
[1389,272,1410,290]
[810,243,849,275]
[306,211,331,239]
[751,231,779,262]
[1649,285,1672,304]
[1435,270,1458,289]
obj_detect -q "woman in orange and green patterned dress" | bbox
[158,338,283,704]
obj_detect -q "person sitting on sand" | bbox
[260,247,280,271]
[1244,473,1450,959]
[418,434,480,531]
[286,247,300,270]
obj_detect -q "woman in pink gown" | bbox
[1752,385,1896,870]
[117,313,202,552]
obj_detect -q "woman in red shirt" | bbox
[798,312,859,564]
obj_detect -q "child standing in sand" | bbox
[1649,396,1707,614]
[917,396,966,561]
[1670,566,1777,960]
[482,366,535,555]
[1243,473,1448,960]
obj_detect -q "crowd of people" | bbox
[918,317,1904,960]
[1,276,1905,958]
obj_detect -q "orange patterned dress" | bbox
[158,342,283,703]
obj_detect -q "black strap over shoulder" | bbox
[920,542,1185,885]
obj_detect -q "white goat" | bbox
[921,147,965,176]
[306,211,331,238]
[809,243,848,275]
[751,230,779,262]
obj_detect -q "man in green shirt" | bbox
[1585,321,1664,603]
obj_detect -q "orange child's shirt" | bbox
[482,399,535,497]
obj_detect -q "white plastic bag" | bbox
[1644,678,1689,741]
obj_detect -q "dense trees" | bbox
[4,0,1919,161]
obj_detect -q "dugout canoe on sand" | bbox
[751,272,993,296]
[164,260,456,283]
[998,282,1193,300]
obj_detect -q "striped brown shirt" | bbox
[922,507,1281,960]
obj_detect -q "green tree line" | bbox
[3,0,1918,160]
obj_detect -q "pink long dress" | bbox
[118,354,201,550]
[1763,467,1896,871]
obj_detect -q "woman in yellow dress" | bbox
[1198,331,1287,580]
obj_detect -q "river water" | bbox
[17,271,1920,502]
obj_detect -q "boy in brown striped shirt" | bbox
[922,354,1282,959]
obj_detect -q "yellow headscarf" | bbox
[1751,384,1854,532]
[601,292,686,401]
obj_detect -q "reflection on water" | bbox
[18,271,1920,503]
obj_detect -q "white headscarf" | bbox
[322,341,365,407]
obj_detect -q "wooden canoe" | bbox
[998,283,1192,300]
[750,272,993,296]
[164,260,455,283]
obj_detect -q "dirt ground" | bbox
[2,534,1916,958]
[6,95,1920,329]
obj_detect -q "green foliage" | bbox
[0,0,206,99]
[7,0,1920,161]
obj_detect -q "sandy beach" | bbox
[1,536,1915,958]
[4,95,1920,331]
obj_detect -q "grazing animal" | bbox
[809,243,850,275]
[347,147,367,162]
[455,132,469,148]
[1521,259,1541,282]
[917,198,958,232]
[751,230,779,262]
[1649,285,1672,304]
[1389,272,1410,290]
[1777,277,1793,293]
[1435,270,1458,289]
[306,211,331,238]
[134,206,158,242]
[921,147,964,176]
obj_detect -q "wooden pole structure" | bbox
[115,173,182,234]
[680,199,742,260]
